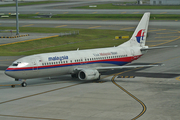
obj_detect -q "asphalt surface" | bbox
[0,1,180,120]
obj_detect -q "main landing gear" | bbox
[71,73,78,78]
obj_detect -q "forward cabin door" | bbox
[30,56,41,77]
[31,59,38,71]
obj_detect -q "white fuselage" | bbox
[5,12,151,82]
[5,46,142,79]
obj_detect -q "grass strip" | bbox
[76,3,180,9]
[3,14,180,20]
[0,27,132,56]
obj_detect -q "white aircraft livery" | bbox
[5,12,171,87]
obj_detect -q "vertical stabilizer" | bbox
[119,12,150,47]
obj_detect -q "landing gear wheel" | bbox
[21,82,27,87]
[97,75,101,80]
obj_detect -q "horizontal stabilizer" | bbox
[141,45,178,51]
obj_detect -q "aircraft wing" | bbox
[96,64,163,70]
[74,64,163,71]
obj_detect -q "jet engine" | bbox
[78,69,100,80]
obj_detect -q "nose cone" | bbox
[5,68,15,78]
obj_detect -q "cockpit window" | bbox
[12,63,18,66]
[11,62,29,67]
[17,62,29,67]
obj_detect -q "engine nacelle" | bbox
[78,69,100,80]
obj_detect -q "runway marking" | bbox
[0,82,84,105]
[55,25,67,28]
[149,36,180,47]
[63,12,69,14]
[147,40,169,42]
[148,29,166,32]
[103,55,180,119]
[93,12,97,14]
[155,36,179,38]
[0,114,64,120]
[111,68,147,120]
[176,76,180,81]
[120,27,135,30]
[35,12,39,14]
[160,12,167,14]
[0,84,20,87]
[22,24,34,27]
[157,32,179,34]
[117,76,135,78]
[88,26,101,29]
[121,12,126,14]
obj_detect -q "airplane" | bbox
[4,12,176,87]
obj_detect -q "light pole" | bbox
[16,0,19,35]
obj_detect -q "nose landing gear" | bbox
[21,82,27,87]
[15,79,27,87]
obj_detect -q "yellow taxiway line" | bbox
[22,24,34,27]
[88,26,101,29]
[55,25,67,28]
[0,35,59,47]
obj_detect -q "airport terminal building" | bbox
[150,0,180,5]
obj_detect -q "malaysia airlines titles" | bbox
[93,52,117,56]
[48,55,68,61]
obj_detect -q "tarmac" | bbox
[0,25,180,119]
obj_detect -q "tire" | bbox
[21,82,27,87]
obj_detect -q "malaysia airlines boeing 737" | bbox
[5,12,175,87]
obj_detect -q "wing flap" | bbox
[96,64,163,70]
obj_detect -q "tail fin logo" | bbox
[136,29,145,43]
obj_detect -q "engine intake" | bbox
[78,69,100,80]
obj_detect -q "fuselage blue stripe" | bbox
[6,61,129,72]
